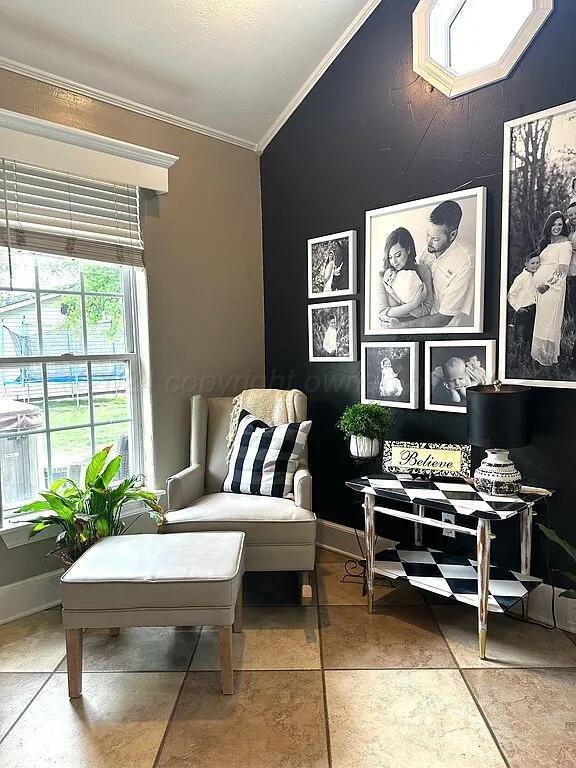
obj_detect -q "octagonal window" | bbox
[413,0,554,98]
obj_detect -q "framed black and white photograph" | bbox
[365,188,486,335]
[424,340,496,413]
[499,100,576,389]
[361,342,419,409]
[308,300,357,362]
[308,230,356,298]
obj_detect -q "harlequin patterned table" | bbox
[346,473,552,659]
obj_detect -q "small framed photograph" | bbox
[361,342,419,409]
[308,300,357,362]
[308,230,357,298]
[424,340,496,413]
[365,187,486,335]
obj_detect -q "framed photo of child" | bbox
[424,340,496,413]
[364,188,486,335]
[361,342,419,409]
[308,300,357,362]
[499,100,576,388]
[308,230,357,298]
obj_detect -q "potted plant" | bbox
[337,403,392,459]
[15,445,164,566]
[539,525,576,599]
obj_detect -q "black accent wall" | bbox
[261,0,576,584]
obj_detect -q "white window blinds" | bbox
[0,158,144,268]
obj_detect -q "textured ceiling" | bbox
[0,0,375,148]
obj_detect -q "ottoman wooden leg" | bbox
[218,626,234,695]
[65,629,83,699]
[299,571,313,606]
[233,586,243,633]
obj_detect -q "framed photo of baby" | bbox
[308,300,357,362]
[364,188,486,335]
[424,340,496,413]
[499,100,576,388]
[361,342,419,409]
[308,230,357,298]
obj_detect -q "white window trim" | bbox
[0,491,165,549]
[0,108,178,194]
[412,0,554,99]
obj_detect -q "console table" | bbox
[346,473,551,659]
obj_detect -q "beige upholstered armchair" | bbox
[162,391,316,602]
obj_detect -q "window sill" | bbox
[0,493,165,549]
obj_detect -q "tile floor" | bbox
[1,548,576,767]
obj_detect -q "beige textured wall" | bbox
[0,69,264,587]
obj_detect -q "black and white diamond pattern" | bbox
[346,473,543,520]
[374,545,541,613]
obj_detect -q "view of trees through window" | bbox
[0,249,140,518]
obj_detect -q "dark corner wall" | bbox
[261,0,576,584]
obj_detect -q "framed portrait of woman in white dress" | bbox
[499,100,576,388]
[307,231,356,298]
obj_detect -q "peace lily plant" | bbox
[16,445,164,566]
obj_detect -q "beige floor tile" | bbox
[432,605,576,668]
[464,668,576,768]
[320,606,455,669]
[325,669,506,768]
[156,670,329,768]
[316,563,425,606]
[315,547,348,563]
[0,673,48,740]
[56,626,200,672]
[0,672,183,768]
[190,606,321,670]
[0,609,65,672]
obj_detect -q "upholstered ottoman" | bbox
[60,531,245,698]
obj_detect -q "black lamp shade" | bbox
[467,384,531,449]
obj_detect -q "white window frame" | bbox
[0,258,146,543]
[413,0,554,99]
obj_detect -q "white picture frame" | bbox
[361,341,419,409]
[424,339,496,413]
[308,300,357,362]
[364,187,486,335]
[307,230,357,298]
[499,99,576,389]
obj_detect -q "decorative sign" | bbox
[382,441,471,478]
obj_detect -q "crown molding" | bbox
[256,0,382,153]
[0,56,258,152]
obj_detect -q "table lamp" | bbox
[466,381,531,495]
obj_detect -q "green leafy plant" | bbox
[337,403,392,441]
[15,446,163,565]
[538,524,576,599]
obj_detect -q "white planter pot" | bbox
[349,435,380,459]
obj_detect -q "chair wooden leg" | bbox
[218,626,234,695]
[65,629,83,699]
[109,627,120,637]
[233,586,243,633]
[299,571,312,606]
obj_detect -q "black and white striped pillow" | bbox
[223,410,311,499]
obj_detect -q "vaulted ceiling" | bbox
[0,0,379,150]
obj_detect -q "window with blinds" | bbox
[0,158,145,525]
[0,159,144,268]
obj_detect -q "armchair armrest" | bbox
[166,463,204,510]
[294,467,312,512]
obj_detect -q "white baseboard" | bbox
[0,569,63,626]
[316,521,576,636]
[315,519,393,559]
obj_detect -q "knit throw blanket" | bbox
[226,388,301,464]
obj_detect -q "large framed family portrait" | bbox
[499,100,576,389]
[364,187,486,335]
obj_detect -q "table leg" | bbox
[414,503,425,547]
[477,519,491,660]
[520,505,533,620]
[364,492,375,613]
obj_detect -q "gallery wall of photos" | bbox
[306,98,576,409]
